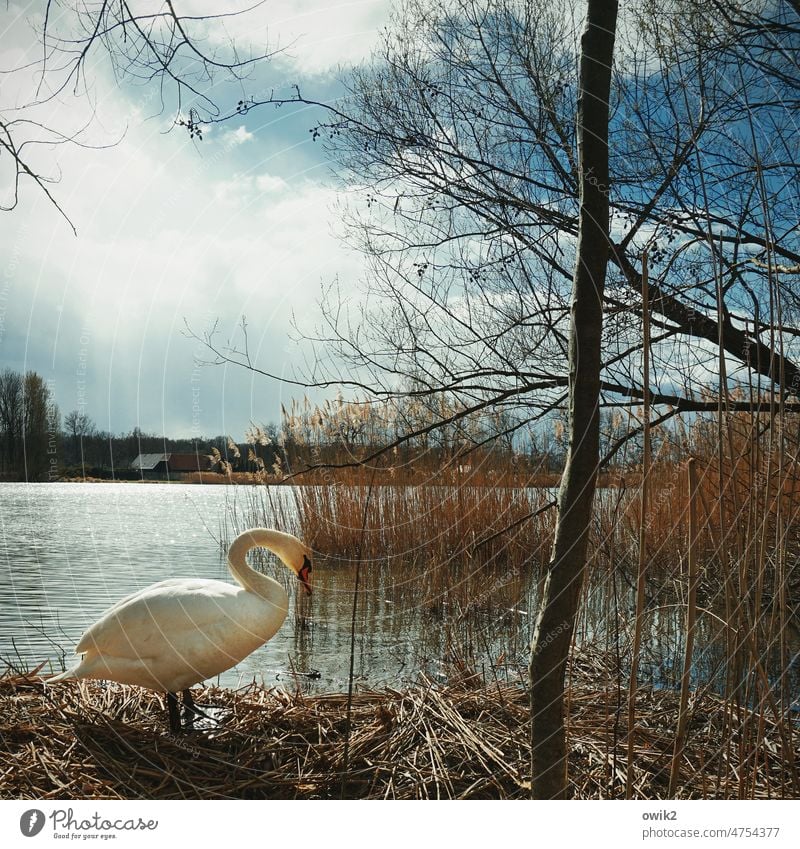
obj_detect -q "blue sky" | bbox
[0,1,391,439]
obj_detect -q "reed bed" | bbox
[296,482,556,570]
[1,663,796,800]
[183,467,566,488]
[222,457,800,611]
[220,434,800,800]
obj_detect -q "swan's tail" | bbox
[48,666,80,683]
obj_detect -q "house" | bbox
[130,452,214,479]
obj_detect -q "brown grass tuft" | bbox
[2,665,796,800]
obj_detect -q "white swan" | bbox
[50,528,313,732]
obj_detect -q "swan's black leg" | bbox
[182,688,200,726]
[166,691,181,733]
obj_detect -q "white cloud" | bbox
[213,173,258,207]
[180,0,390,74]
[256,172,289,194]
[222,125,254,146]
[0,1,392,436]
[0,82,359,439]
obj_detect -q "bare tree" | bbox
[528,0,617,798]
[0,369,57,480]
[192,0,800,471]
[0,369,23,478]
[63,408,96,475]
[23,371,57,481]
[64,409,94,440]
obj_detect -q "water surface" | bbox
[1,482,798,706]
[0,482,458,690]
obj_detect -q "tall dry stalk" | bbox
[668,457,698,797]
[341,470,377,796]
[626,250,651,798]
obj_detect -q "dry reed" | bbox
[1,661,796,800]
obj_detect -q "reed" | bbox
[173,367,800,799]
[2,662,797,800]
[626,253,652,798]
[668,458,699,796]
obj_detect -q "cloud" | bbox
[0,2,390,437]
[256,172,289,194]
[2,148,358,437]
[179,0,391,75]
[222,125,254,146]
[0,94,360,441]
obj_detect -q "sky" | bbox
[0,1,392,440]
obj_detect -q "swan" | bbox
[49,528,313,732]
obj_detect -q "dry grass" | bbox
[295,482,555,570]
[1,663,797,800]
[182,467,566,487]
[183,470,265,485]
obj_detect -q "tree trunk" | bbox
[529,0,618,800]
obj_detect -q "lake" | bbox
[1,482,798,705]
[0,481,502,691]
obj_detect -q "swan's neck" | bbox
[227,529,300,597]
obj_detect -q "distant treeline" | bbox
[0,368,285,482]
[57,422,284,483]
[1,370,592,482]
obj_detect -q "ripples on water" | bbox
[0,482,501,691]
[1,482,798,704]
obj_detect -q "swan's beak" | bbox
[298,555,313,596]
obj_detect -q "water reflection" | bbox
[1,483,798,707]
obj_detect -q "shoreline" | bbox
[2,668,797,800]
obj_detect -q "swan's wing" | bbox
[74,579,285,658]
[88,578,201,619]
